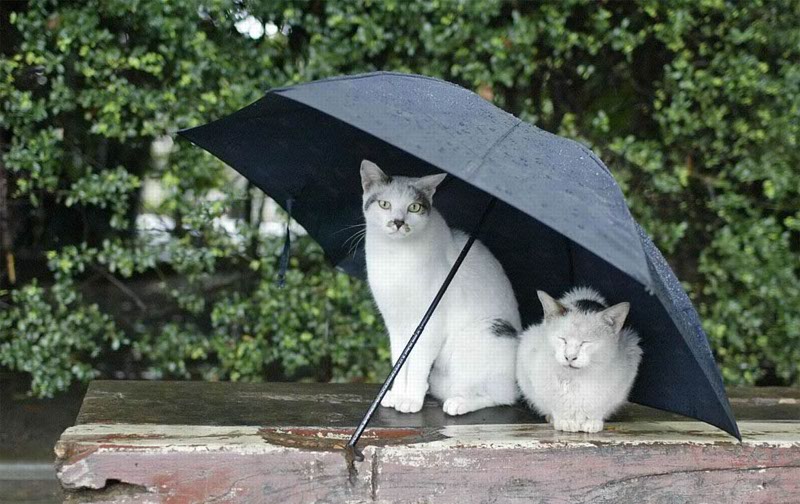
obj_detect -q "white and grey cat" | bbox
[516,287,642,433]
[360,159,520,416]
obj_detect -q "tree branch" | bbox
[91,265,146,311]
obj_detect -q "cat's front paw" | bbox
[579,419,604,433]
[544,414,553,424]
[443,397,470,416]
[553,418,581,432]
[380,390,396,408]
[391,392,424,413]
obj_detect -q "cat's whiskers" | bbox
[349,232,366,258]
[334,222,367,235]
[343,227,367,257]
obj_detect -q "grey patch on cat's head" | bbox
[569,299,630,333]
[490,318,517,338]
[401,174,447,213]
[363,193,382,212]
[410,186,432,212]
[573,299,607,313]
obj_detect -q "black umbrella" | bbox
[178,72,740,457]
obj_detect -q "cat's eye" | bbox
[378,200,391,210]
[407,202,422,213]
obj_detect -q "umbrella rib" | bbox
[345,196,499,462]
[465,120,522,178]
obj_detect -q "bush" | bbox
[0,0,798,396]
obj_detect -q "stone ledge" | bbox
[54,381,800,503]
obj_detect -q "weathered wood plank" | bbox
[56,421,800,503]
[57,424,375,503]
[56,381,800,503]
[376,423,800,503]
[75,380,542,427]
[74,380,800,427]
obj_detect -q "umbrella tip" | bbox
[344,444,364,463]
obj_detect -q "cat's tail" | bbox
[489,318,519,339]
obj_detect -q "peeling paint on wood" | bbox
[56,421,800,502]
[375,435,800,503]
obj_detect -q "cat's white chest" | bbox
[367,244,436,287]
[557,374,574,393]
[365,237,446,325]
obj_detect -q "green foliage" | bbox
[0,281,122,395]
[132,238,389,385]
[0,0,798,396]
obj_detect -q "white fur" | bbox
[359,160,521,415]
[516,287,642,433]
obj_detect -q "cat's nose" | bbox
[392,219,405,229]
[566,355,578,362]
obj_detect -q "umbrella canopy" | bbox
[179,71,739,439]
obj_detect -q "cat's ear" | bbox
[601,302,630,334]
[537,290,566,320]
[360,160,391,192]
[413,173,447,199]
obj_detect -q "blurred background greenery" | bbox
[1,0,798,398]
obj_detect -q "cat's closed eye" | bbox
[378,200,391,209]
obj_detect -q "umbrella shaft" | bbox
[346,196,498,459]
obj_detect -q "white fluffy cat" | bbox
[360,159,520,416]
[516,287,642,433]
